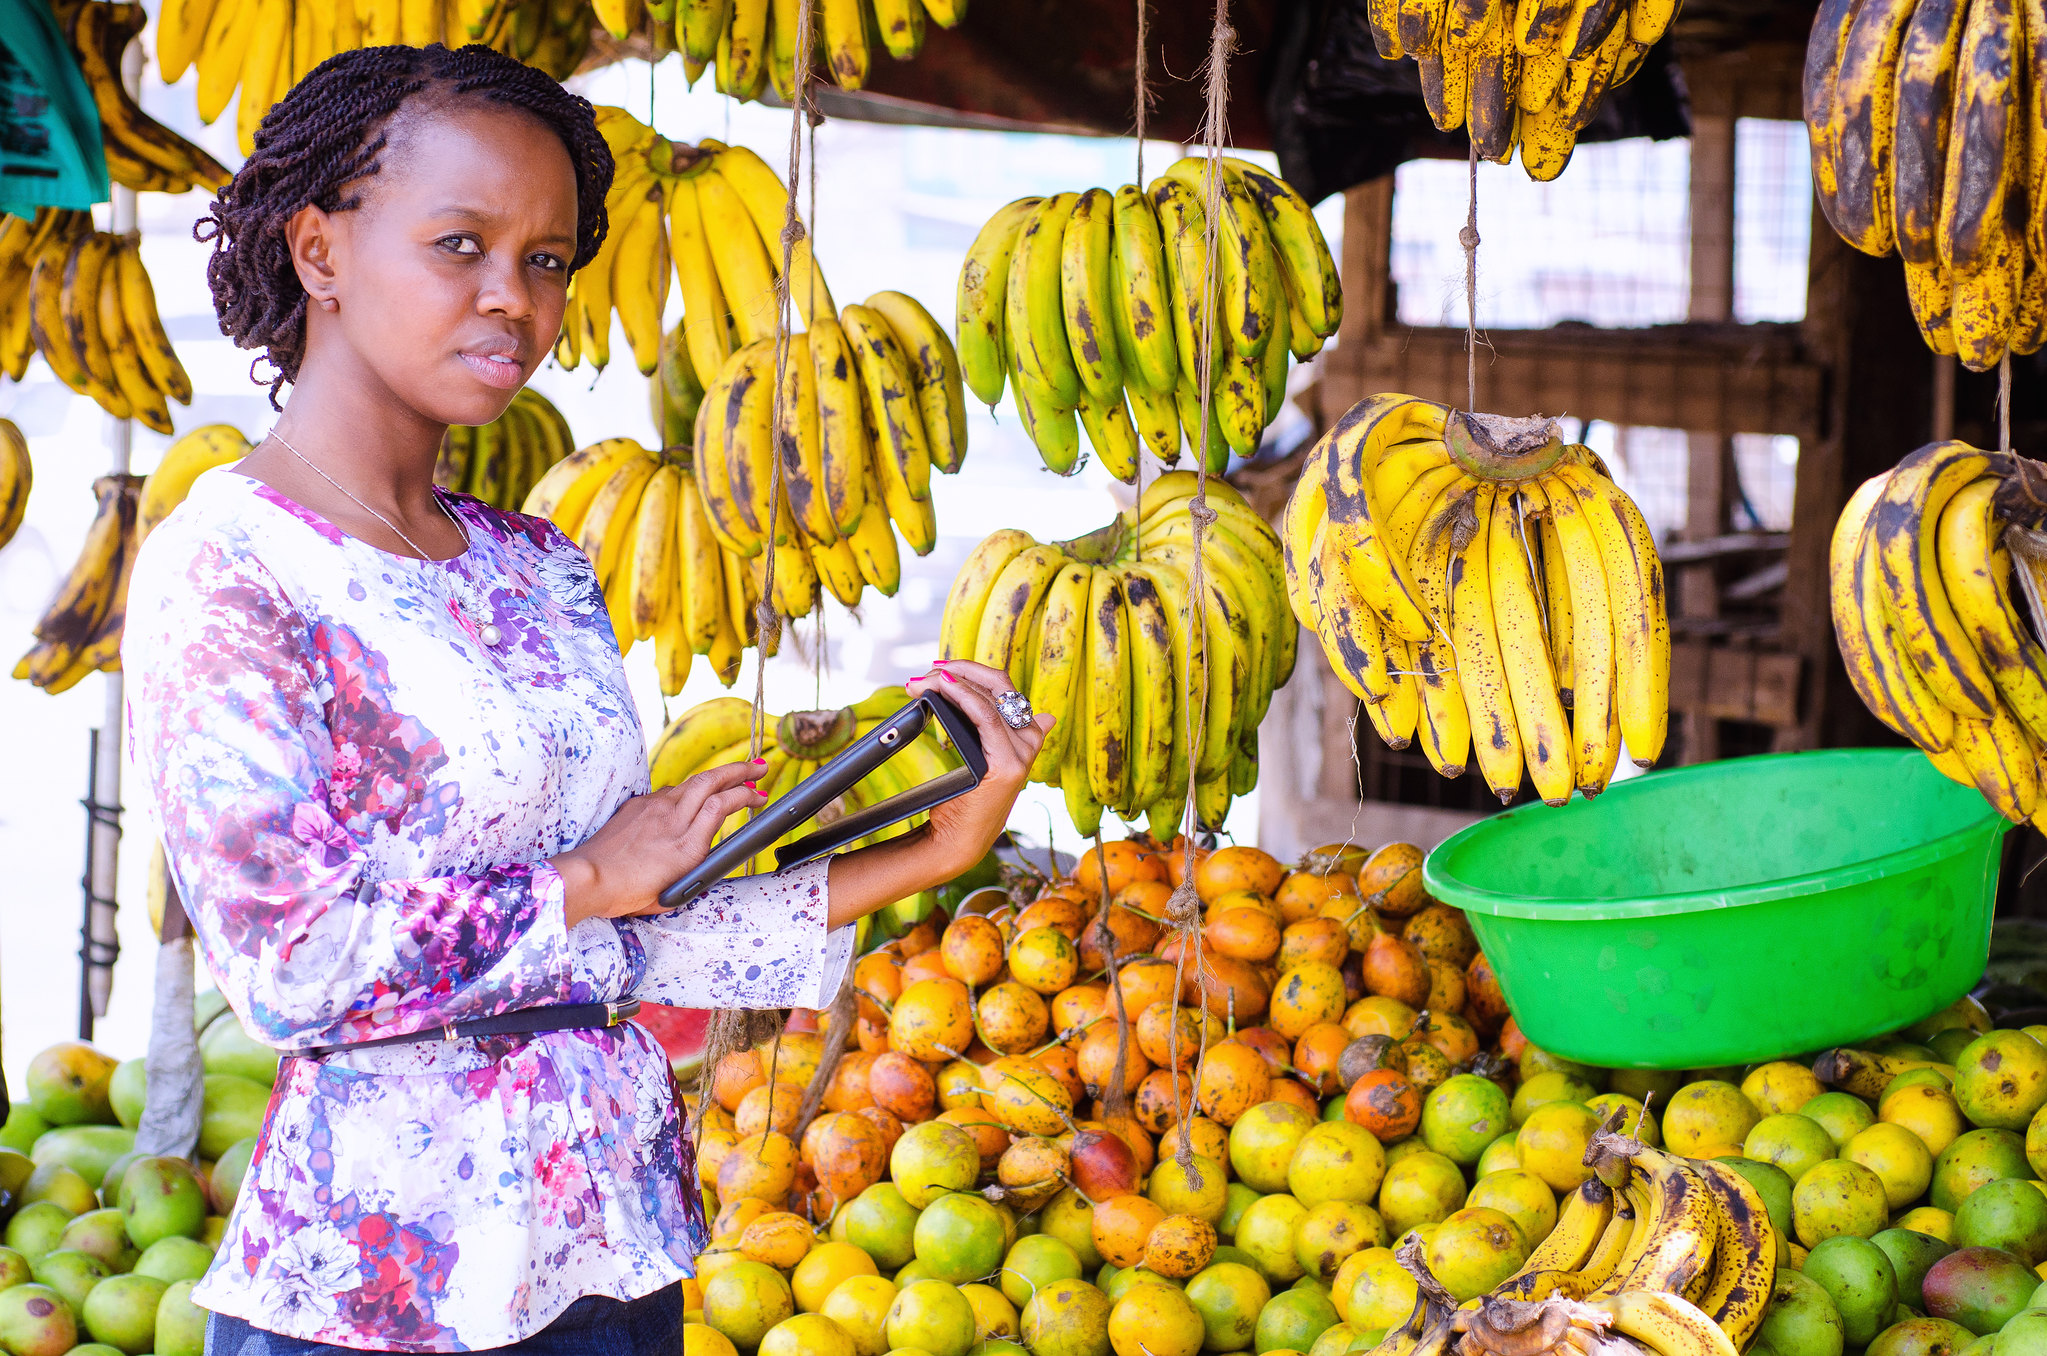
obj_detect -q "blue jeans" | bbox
[203,1288,685,1355]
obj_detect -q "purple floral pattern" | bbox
[124,471,851,1353]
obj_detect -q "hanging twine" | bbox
[1155,0,1238,1185]
[694,0,825,1145]
[1133,0,1154,187]
[2001,353,2013,455]
[1462,138,1479,411]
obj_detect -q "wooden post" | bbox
[1681,88,1738,764]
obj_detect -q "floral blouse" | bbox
[124,471,852,1353]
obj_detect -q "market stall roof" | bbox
[777,0,1827,203]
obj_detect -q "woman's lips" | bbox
[460,350,526,389]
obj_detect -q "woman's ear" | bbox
[286,204,341,312]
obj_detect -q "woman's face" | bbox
[291,98,580,428]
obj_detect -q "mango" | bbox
[25,1046,117,1127]
[119,1158,206,1251]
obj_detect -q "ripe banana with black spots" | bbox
[1282,394,1667,799]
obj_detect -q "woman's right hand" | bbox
[549,761,769,926]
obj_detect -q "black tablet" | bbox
[656,691,988,909]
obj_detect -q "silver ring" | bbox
[994,691,1034,729]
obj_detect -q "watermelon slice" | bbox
[635,1004,711,1080]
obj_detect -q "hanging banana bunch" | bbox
[0,210,194,435]
[13,425,255,697]
[1282,394,1671,805]
[937,471,1293,837]
[1831,442,2047,828]
[647,687,962,873]
[656,0,965,99]
[164,0,593,154]
[56,0,232,195]
[1805,0,2047,370]
[433,388,577,512]
[957,156,1341,482]
[1369,0,1680,181]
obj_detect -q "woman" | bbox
[125,42,1049,1356]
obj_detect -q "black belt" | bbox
[298,998,641,1058]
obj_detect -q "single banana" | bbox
[1554,459,1670,766]
[1059,188,1124,404]
[707,144,836,326]
[650,696,761,788]
[773,332,837,547]
[1490,483,1575,804]
[1939,0,2020,276]
[696,167,781,346]
[1692,1159,1779,1351]
[1082,566,1131,808]
[0,419,31,552]
[957,197,1042,407]
[809,315,873,538]
[1007,192,1085,410]
[810,529,866,608]
[871,0,924,60]
[665,175,734,392]
[1894,0,1969,268]
[677,469,728,654]
[1449,483,1526,800]
[974,544,1067,687]
[629,463,682,639]
[1938,476,2047,744]
[846,493,902,595]
[1110,183,1182,393]
[1951,703,2039,820]
[1592,1291,1737,1356]
[1027,560,1093,783]
[1223,158,1341,338]
[819,0,869,86]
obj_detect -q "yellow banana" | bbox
[1007,192,1084,409]
[1490,483,1575,804]
[847,493,902,595]
[809,316,873,538]
[940,529,1037,661]
[973,544,1067,688]
[1027,561,1093,783]
[525,436,646,533]
[957,197,1042,407]
[707,145,835,326]
[1951,704,2039,820]
[629,464,682,639]
[677,469,729,654]
[1222,158,1342,339]
[1871,441,2001,720]
[1546,468,1620,792]
[576,450,659,583]
[721,341,782,547]
[1110,184,1181,394]
[1059,188,1123,404]
[810,530,865,609]
[696,168,780,346]
[1939,476,2047,744]
[774,332,838,547]
[1448,483,1525,800]
[650,696,762,788]
[665,177,733,388]
[820,0,869,86]
[1081,566,1131,808]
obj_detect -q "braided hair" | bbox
[197,44,614,408]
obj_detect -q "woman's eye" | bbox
[530,252,566,272]
[439,235,482,255]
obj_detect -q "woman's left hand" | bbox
[906,659,1053,877]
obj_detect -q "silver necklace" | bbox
[267,429,505,648]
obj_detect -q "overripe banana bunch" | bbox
[0,419,29,553]
[939,470,1294,837]
[1829,440,2047,829]
[1282,394,1670,804]
[161,0,591,154]
[647,686,960,874]
[958,157,1341,483]
[650,0,965,100]
[54,0,232,194]
[559,112,840,381]
[1804,0,2046,369]
[524,438,764,692]
[432,388,576,511]
[13,426,252,696]
[1370,0,1680,181]
[0,211,192,434]
[1375,1119,1776,1356]
[14,475,142,695]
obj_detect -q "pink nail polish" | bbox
[743,781,758,791]
[933,659,952,666]
[752,758,768,766]
[939,671,958,683]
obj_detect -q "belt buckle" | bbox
[605,998,641,1027]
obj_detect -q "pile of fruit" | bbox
[1830,442,2047,829]
[0,998,285,1356]
[939,472,1293,836]
[1282,395,1670,803]
[0,210,194,434]
[670,834,2047,1356]
[1368,0,1680,181]
[956,158,1339,481]
[431,388,577,512]
[1804,0,2046,369]
[647,687,966,878]
[14,425,249,694]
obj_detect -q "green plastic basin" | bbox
[1421,749,2006,1070]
